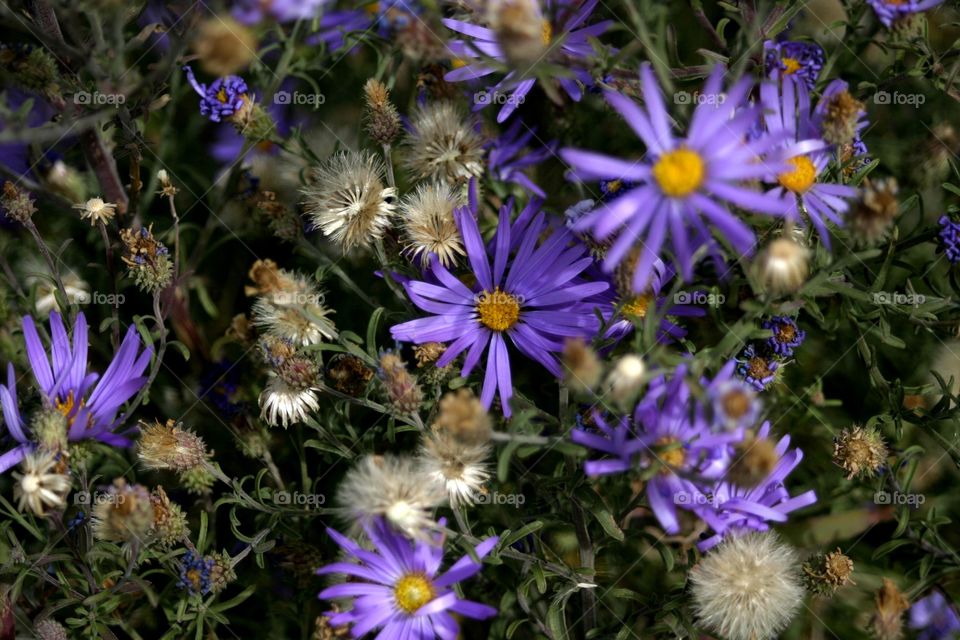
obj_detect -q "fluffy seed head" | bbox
[605,354,646,409]
[336,454,446,539]
[378,351,423,414]
[138,419,210,472]
[690,532,805,640]
[487,0,549,66]
[419,430,491,507]
[757,237,810,296]
[73,197,117,226]
[404,102,485,184]
[432,389,492,445]
[399,181,465,267]
[302,151,397,250]
[562,337,603,395]
[247,260,338,346]
[820,89,865,147]
[92,479,155,543]
[849,177,899,245]
[13,450,71,516]
[833,425,887,479]
[259,376,319,428]
[871,578,910,640]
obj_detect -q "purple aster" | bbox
[487,120,555,197]
[390,199,608,416]
[184,66,250,123]
[910,591,960,640]
[560,64,793,289]
[444,0,612,122]
[763,39,824,91]
[761,315,806,357]
[0,312,152,472]
[705,360,762,432]
[759,77,859,248]
[233,0,330,24]
[696,421,818,550]
[177,550,215,596]
[736,344,779,391]
[868,0,946,27]
[317,517,498,639]
[938,215,960,263]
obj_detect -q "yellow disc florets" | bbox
[394,573,435,613]
[652,148,705,198]
[476,288,521,332]
[778,156,817,194]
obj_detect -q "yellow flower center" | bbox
[450,57,468,69]
[394,573,435,614]
[605,179,623,194]
[656,436,686,472]
[216,87,229,103]
[778,155,817,194]
[781,57,801,75]
[476,288,521,332]
[652,148,705,198]
[621,294,652,318]
[721,388,751,419]
[541,19,553,45]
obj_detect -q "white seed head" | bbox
[604,354,645,408]
[399,181,465,267]
[13,450,71,516]
[259,376,319,428]
[756,237,810,296]
[419,430,491,507]
[403,102,485,184]
[73,197,117,226]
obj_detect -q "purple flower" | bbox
[233,0,330,24]
[561,64,793,290]
[736,345,778,391]
[763,39,824,90]
[0,312,152,472]
[487,120,555,197]
[696,421,818,550]
[177,550,215,596]
[705,361,762,432]
[184,66,249,123]
[444,0,612,122]
[910,591,960,640]
[761,315,806,357]
[759,78,859,248]
[938,215,960,264]
[868,0,946,27]
[390,198,607,416]
[317,517,498,639]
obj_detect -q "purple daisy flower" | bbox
[736,344,779,391]
[390,199,608,416]
[184,66,250,123]
[868,0,946,27]
[487,120,555,197]
[705,360,762,432]
[761,315,806,357]
[938,215,960,263]
[760,77,859,248]
[317,517,498,639]
[910,591,960,640]
[696,421,818,550]
[0,312,152,472]
[560,64,793,289]
[763,39,824,90]
[233,0,330,24]
[444,0,612,122]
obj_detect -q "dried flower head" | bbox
[259,376,320,427]
[833,425,887,479]
[690,532,805,640]
[120,225,173,293]
[13,450,71,516]
[33,619,69,640]
[433,389,492,445]
[419,429,491,506]
[92,479,155,543]
[192,16,257,76]
[301,151,397,251]
[726,430,781,489]
[803,549,855,595]
[849,177,899,245]
[562,337,602,395]
[73,197,117,226]
[247,260,338,346]
[208,549,237,594]
[138,419,210,472]
[336,454,446,538]
[756,236,810,296]
[363,78,402,145]
[819,88,865,147]
[871,578,910,640]
[404,102,485,184]
[157,169,179,198]
[325,354,374,397]
[398,181,465,266]
[378,351,423,414]
[1,181,37,223]
[149,486,190,548]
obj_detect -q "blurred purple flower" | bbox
[910,591,960,640]
[868,0,945,27]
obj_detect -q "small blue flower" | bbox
[177,550,214,596]
[736,345,779,391]
[938,216,960,264]
[762,316,806,357]
[764,39,824,90]
[183,66,249,123]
